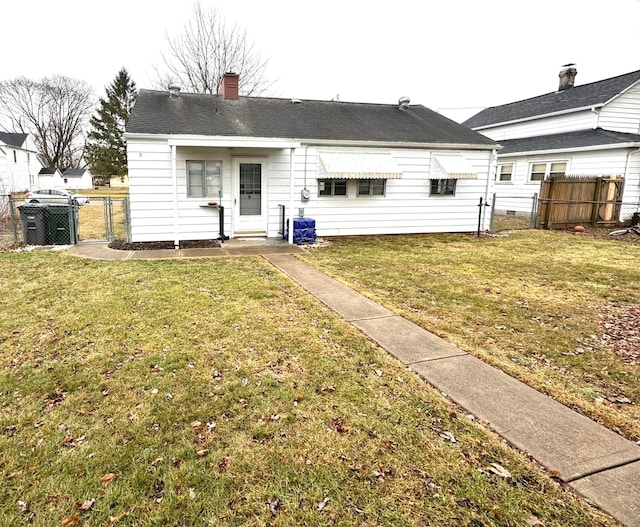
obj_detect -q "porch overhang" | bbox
[317,152,402,179]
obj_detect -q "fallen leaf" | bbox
[61,513,79,526]
[268,497,281,515]
[100,472,117,486]
[109,512,129,526]
[374,369,383,377]
[17,500,28,513]
[487,463,512,479]
[317,497,330,511]
[76,499,95,511]
[196,448,209,457]
[526,516,545,526]
[189,487,196,499]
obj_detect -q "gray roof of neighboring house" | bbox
[39,167,58,174]
[0,132,27,148]
[464,69,640,129]
[63,168,88,176]
[127,89,497,147]
[497,128,640,155]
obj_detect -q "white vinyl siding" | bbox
[481,110,595,141]
[597,84,640,134]
[126,140,494,241]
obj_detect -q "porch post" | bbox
[288,147,295,244]
[171,144,179,248]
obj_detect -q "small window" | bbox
[187,160,222,198]
[529,161,566,182]
[63,178,68,184]
[430,179,456,196]
[357,179,386,196]
[318,179,347,197]
[497,164,513,182]
[13,150,17,163]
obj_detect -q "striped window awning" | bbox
[429,154,478,180]
[318,152,403,179]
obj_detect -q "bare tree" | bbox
[156,2,272,95]
[0,75,94,170]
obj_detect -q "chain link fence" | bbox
[0,195,130,250]
[489,193,538,231]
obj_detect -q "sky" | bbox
[3,0,640,122]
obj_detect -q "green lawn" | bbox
[301,230,640,442]
[0,249,616,526]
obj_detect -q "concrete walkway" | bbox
[264,254,640,527]
[67,242,640,526]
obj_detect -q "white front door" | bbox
[233,158,267,235]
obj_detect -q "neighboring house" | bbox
[464,66,640,220]
[38,167,64,188]
[0,132,42,193]
[62,168,93,189]
[109,174,129,188]
[125,74,498,245]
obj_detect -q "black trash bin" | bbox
[46,204,79,245]
[18,204,48,245]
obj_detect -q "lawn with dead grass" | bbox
[0,251,617,526]
[302,230,640,442]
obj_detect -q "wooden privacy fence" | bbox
[536,175,624,229]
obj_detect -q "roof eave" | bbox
[125,133,498,151]
[472,104,605,131]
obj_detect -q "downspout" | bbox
[171,144,179,248]
[483,149,497,230]
[590,106,601,129]
[288,147,295,244]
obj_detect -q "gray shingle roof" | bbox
[39,167,58,174]
[127,90,496,147]
[497,128,640,155]
[464,69,640,129]
[0,132,27,148]
[63,168,87,176]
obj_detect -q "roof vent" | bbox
[291,98,302,105]
[398,96,410,111]
[168,84,181,98]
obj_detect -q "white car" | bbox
[24,188,90,206]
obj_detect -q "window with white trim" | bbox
[318,179,347,196]
[497,164,513,182]
[357,179,386,196]
[430,179,456,196]
[529,161,566,182]
[187,160,222,197]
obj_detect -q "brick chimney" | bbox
[558,64,577,91]
[221,72,239,99]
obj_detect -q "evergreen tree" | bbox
[85,68,137,177]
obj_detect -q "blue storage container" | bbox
[285,218,316,244]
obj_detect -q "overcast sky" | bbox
[3,0,640,121]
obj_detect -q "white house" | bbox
[0,132,42,193]
[125,74,498,246]
[62,168,93,189]
[37,167,64,188]
[464,66,640,220]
